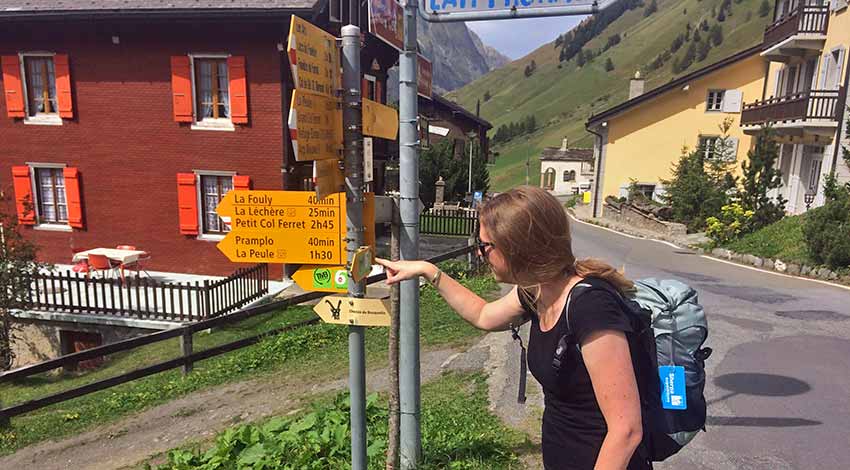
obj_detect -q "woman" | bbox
[376,186,651,470]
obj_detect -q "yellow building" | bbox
[740,0,849,214]
[586,46,766,217]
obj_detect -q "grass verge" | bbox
[722,215,814,266]
[0,273,497,457]
[147,371,532,470]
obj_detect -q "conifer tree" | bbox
[739,128,786,230]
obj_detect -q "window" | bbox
[34,167,68,224]
[200,175,233,234]
[563,170,570,182]
[633,184,656,200]
[542,168,556,190]
[698,135,721,160]
[706,90,725,111]
[581,161,595,175]
[23,56,57,117]
[194,58,230,121]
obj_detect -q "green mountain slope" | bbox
[448,0,769,191]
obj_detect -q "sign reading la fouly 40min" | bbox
[215,191,345,265]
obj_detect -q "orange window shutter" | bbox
[232,175,251,191]
[361,78,368,99]
[54,54,74,119]
[2,55,25,118]
[376,80,383,103]
[176,173,199,235]
[228,56,248,124]
[11,166,35,225]
[63,167,84,229]
[170,56,193,122]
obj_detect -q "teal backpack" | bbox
[511,277,712,461]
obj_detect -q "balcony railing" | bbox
[741,88,845,127]
[764,3,830,49]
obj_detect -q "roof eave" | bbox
[586,43,764,127]
[0,7,317,21]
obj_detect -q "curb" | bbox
[566,208,850,289]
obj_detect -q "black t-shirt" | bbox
[520,281,653,470]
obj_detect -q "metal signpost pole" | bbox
[399,0,421,466]
[341,24,367,470]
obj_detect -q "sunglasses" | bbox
[477,240,496,259]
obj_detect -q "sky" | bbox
[466,16,587,60]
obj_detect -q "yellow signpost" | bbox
[287,16,339,98]
[290,90,343,162]
[214,190,376,268]
[313,296,391,327]
[215,191,345,265]
[292,265,348,293]
[314,158,344,200]
[362,98,399,140]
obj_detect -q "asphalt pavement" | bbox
[564,215,850,470]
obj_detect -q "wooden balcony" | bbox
[741,87,845,141]
[762,4,829,60]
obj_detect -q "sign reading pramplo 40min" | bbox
[215,191,345,265]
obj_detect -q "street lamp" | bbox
[804,192,815,210]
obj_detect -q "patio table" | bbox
[72,248,148,265]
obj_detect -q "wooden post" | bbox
[180,329,193,375]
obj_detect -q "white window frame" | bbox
[19,52,62,126]
[26,162,71,231]
[698,135,721,160]
[194,170,236,241]
[189,53,234,132]
[706,89,725,112]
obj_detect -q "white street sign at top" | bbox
[420,0,616,22]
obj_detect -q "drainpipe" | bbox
[829,56,850,175]
[586,122,605,218]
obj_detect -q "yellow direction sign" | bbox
[350,246,372,283]
[362,98,399,140]
[215,191,345,265]
[217,230,344,264]
[313,296,391,327]
[293,265,348,293]
[314,158,344,200]
[287,16,339,98]
[289,89,342,162]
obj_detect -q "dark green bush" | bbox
[803,188,850,269]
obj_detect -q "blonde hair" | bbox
[478,186,633,304]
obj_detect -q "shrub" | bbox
[710,24,724,47]
[605,57,615,72]
[644,0,658,16]
[759,0,771,17]
[803,190,850,268]
[706,203,754,244]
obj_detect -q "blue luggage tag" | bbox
[659,365,687,410]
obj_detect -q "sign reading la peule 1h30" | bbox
[215,191,345,265]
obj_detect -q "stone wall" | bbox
[603,203,686,236]
[9,315,159,369]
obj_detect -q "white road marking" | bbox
[568,212,850,292]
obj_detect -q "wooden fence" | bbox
[27,263,268,322]
[420,209,479,237]
[0,246,474,426]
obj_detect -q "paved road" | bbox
[565,216,850,470]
